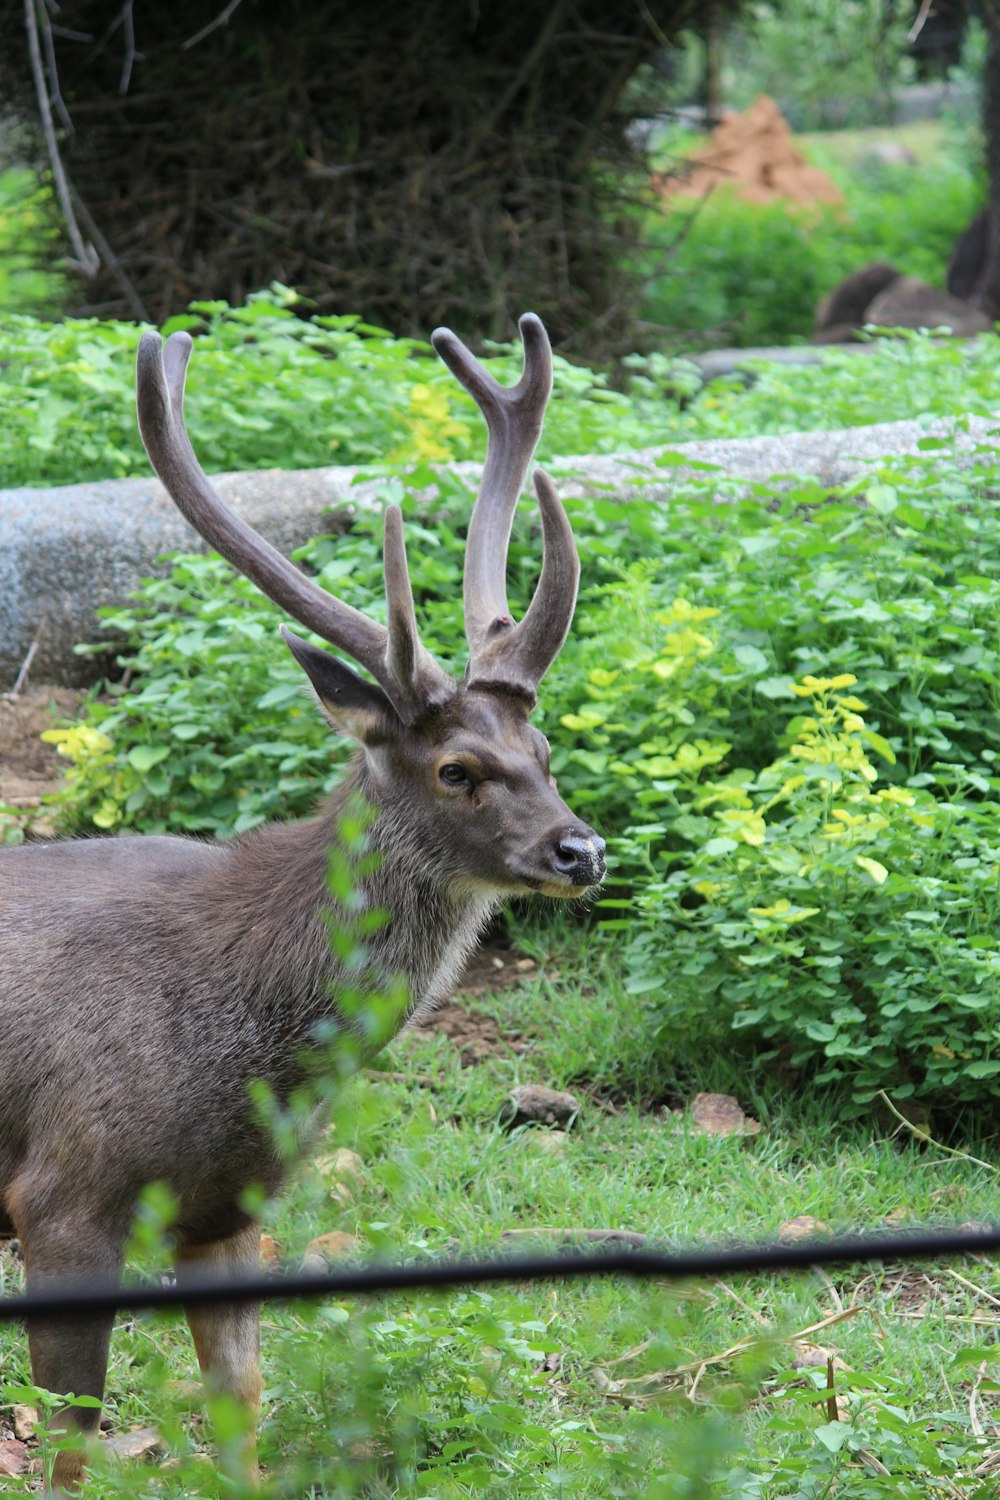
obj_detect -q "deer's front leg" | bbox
[15,1200,123,1494]
[176,1223,263,1484]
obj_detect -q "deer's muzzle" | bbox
[547,830,606,889]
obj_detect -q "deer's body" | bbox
[0,314,604,1491]
[0,775,495,1248]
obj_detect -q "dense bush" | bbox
[6,291,1000,496]
[38,432,1000,1109]
[0,290,677,489]
[725,0,913,131]
[0,167,65,315]
[641,152,984,348]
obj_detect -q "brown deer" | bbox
[0,313,605,1491]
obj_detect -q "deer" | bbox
[0,312,606,1492]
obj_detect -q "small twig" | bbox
[714,1278,769,1327]
[824,1355,838,1423]
[811,1264,845,1316]
[876,1091,997,1173]
[896,1310,1000,1325]
[857,1449,891,1476]
[1,630,43,702]
[970,1361,988,1438]
[182,0,244,50]
[118,0,138,95]
[945,1267,1000,1310]
[687,1358,709,1403]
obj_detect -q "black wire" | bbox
[0,1224,997,1322]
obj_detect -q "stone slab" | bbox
[2,410,997,688]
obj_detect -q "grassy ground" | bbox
[2,922,997,1496]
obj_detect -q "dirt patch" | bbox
[410,943,539,1064]
[655,95,843,207]
[0,685,82,816]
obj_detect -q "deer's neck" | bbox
[213,758,498,1041]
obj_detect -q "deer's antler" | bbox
[431,314,579,698]
[136,331,454,725]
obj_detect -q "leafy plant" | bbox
[726,0,914,131]
[640,152,983,349]
[40,431,1000,1109]
[0,167,65,316]
[0,289,674,490]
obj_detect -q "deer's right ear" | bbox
[280,627,398,741]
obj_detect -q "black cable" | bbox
[0,1224,997,1322]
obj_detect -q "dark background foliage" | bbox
[1,0,720,350]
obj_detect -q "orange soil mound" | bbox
[655,95,843,208]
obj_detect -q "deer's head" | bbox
[135,315,605,899]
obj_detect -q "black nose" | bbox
[552,833,607,885]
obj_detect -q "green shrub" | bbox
[655,329,1000,436]
[726,0,913,131]
[0,167,65,315]
[6,294,1000,495]
[0,290,673,489]
[641,161,984,349]
[44,435,1000,1107]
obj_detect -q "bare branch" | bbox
[118,0,139,95]
[38,0,72,131]
[182,0,245,51]
[907,0,934,44]
[71,188,149,321]
[24,0,98,276]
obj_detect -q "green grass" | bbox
[2,931,997,1496]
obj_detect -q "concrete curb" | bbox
[2,411,996,688]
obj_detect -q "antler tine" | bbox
[431,313,553,673]
[489,470,579,689]
[136,331,452,725]
[382,504,452,711]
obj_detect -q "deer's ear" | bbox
[280,627,398,741]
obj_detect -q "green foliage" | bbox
[726,0,914,131]
[7,292,1000,498]
[641,156,983,349]
[0,290,673,489]
[0,168,65,316]
[665,331,1000,436]
[44,430,1000,1109]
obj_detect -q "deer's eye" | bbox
[439,763,469,786]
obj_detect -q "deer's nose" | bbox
[551,833,606,885]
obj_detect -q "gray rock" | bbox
[864,275,993,336]
[0,465,381,687]
[856,140,917,171]
[499,1084,582,1130]
[5,410,1000,689]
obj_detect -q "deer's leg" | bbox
[175,1222,263,1483]
[14,1199,123,1494]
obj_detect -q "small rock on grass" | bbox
[688,1093,761,1138]
[777,1216,832,1244]
[499,1084,581,1131]
[523,1128,568,1156]
[316,1148,365,1184]
[301,1231,360,1271]
[102,1426,163,1462]
[0,1439,28,1477]
[12,1405,37,1441]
